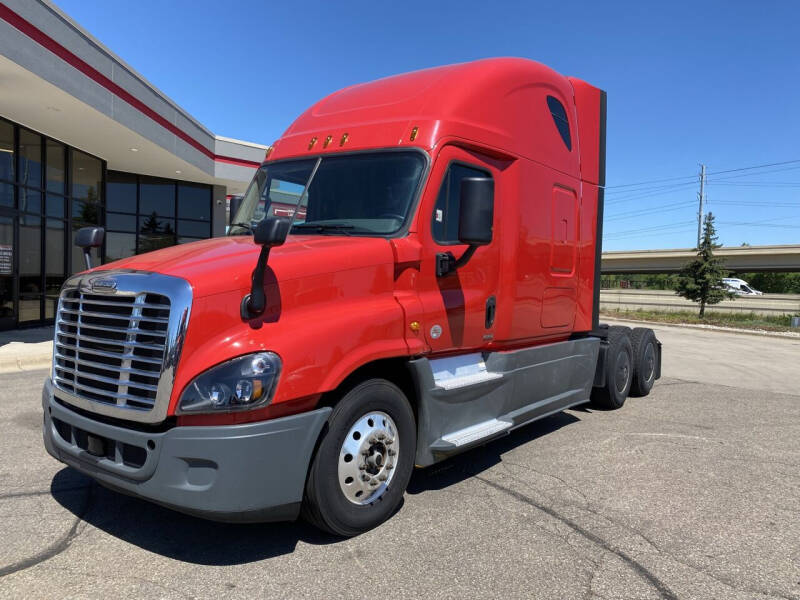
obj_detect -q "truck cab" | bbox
[42,58,661,535]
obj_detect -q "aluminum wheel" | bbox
[338,411,399,505]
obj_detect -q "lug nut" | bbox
[385,464,393,470]
[370,480,379,487]
[361,474,370,481]
[378,474,387,481]
[387,449,396,456]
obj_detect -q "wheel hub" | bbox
[338,411,399,505]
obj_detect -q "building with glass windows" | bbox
[0,0,266,329]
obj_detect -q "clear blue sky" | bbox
[57,0,800,250]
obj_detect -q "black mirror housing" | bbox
[458,178,494,245]
[75,226,105,249]
[254,217,291,247]
[242,217,291,320]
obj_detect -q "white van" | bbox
[722,278,763,295]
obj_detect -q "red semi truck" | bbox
[43,58,661,536]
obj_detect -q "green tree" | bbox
[675,212,732,317]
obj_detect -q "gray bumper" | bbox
[42,379,331,523]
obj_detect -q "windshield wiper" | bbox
[291,223,355,236]
[229,222,253,234]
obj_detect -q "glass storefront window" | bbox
[46,194,65,218]
[107,171,137,213]
[178,183,211,220]
[20,188,41,214]
[177,220,210,238]
[72,199,100,226]
[140,178,175,217]
[18,129,42,189]
[0,120,13,182]
[19,214,42,323]
[45,219,65,319]
[0,182,13,209]
[0,216,13,322]
[105,232,136,262]
[46,139,66,194]
[106,213,136,232]
[71,149,102,203]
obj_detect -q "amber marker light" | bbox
[340,133,349,146]
[410,126,419,141]
[409,321,420,333]
[308,136,318,150]
[323,135,333,148]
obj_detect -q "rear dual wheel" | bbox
[302,378,416,537]
[591,326,633,410]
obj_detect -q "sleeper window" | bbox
[546,95,572,151]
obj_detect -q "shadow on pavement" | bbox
[51,408,583,564]
[50,468,338,565]
[408,409,581,493]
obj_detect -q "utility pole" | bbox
[696,163,707,248]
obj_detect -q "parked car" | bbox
[722,278,763,295]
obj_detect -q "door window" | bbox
[431,163,491,245]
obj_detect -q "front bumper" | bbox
[42,379,331,523]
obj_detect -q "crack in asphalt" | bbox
[0,485,90,501]
[492,463,799,600]
[475,474,679,600]
[0,483,93,579]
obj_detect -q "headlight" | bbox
[177,352,281,414]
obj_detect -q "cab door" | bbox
[415,146,500,353]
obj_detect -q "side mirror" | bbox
[242,217,291,319]
[436,178,494,277]
[253,216,291,247]
[458,177,494,245]
[75,226,104,270]
[228,195,243,225]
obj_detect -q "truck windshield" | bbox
[229,151,426,236]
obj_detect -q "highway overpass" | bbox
[602,244,800,274]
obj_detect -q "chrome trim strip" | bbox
[52,270,192,423]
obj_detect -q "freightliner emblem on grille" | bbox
[90,278,117,292]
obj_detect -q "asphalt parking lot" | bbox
[1,322,798,599]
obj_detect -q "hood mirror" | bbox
[75,226,105,270]
[241,217,291,320]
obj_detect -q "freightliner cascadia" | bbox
[43,58,661,536]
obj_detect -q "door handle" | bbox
[485,296,496,329]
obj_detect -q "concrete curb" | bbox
[601,316,800,340]
[0,341,54,374]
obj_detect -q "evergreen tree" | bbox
[675,212,732,317]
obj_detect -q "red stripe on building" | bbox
[0,3,261,170]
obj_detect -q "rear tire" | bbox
[629,328,657,397]
[591,328,633,410]
[302,378,416,537]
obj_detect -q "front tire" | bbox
[302,378,416,536]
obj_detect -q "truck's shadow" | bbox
[51,408,582,565]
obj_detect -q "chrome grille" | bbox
[54,290,171,411]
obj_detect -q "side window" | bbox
[432,163,491,244]
[546,95,572,151]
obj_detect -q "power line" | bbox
[604,199,695,221]
[706,159,800,176]
[606,159,800,190]
[604,220,695,239]
[605,183,696,205]
[604,174,697,190]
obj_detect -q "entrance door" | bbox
[0,215,14,329]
